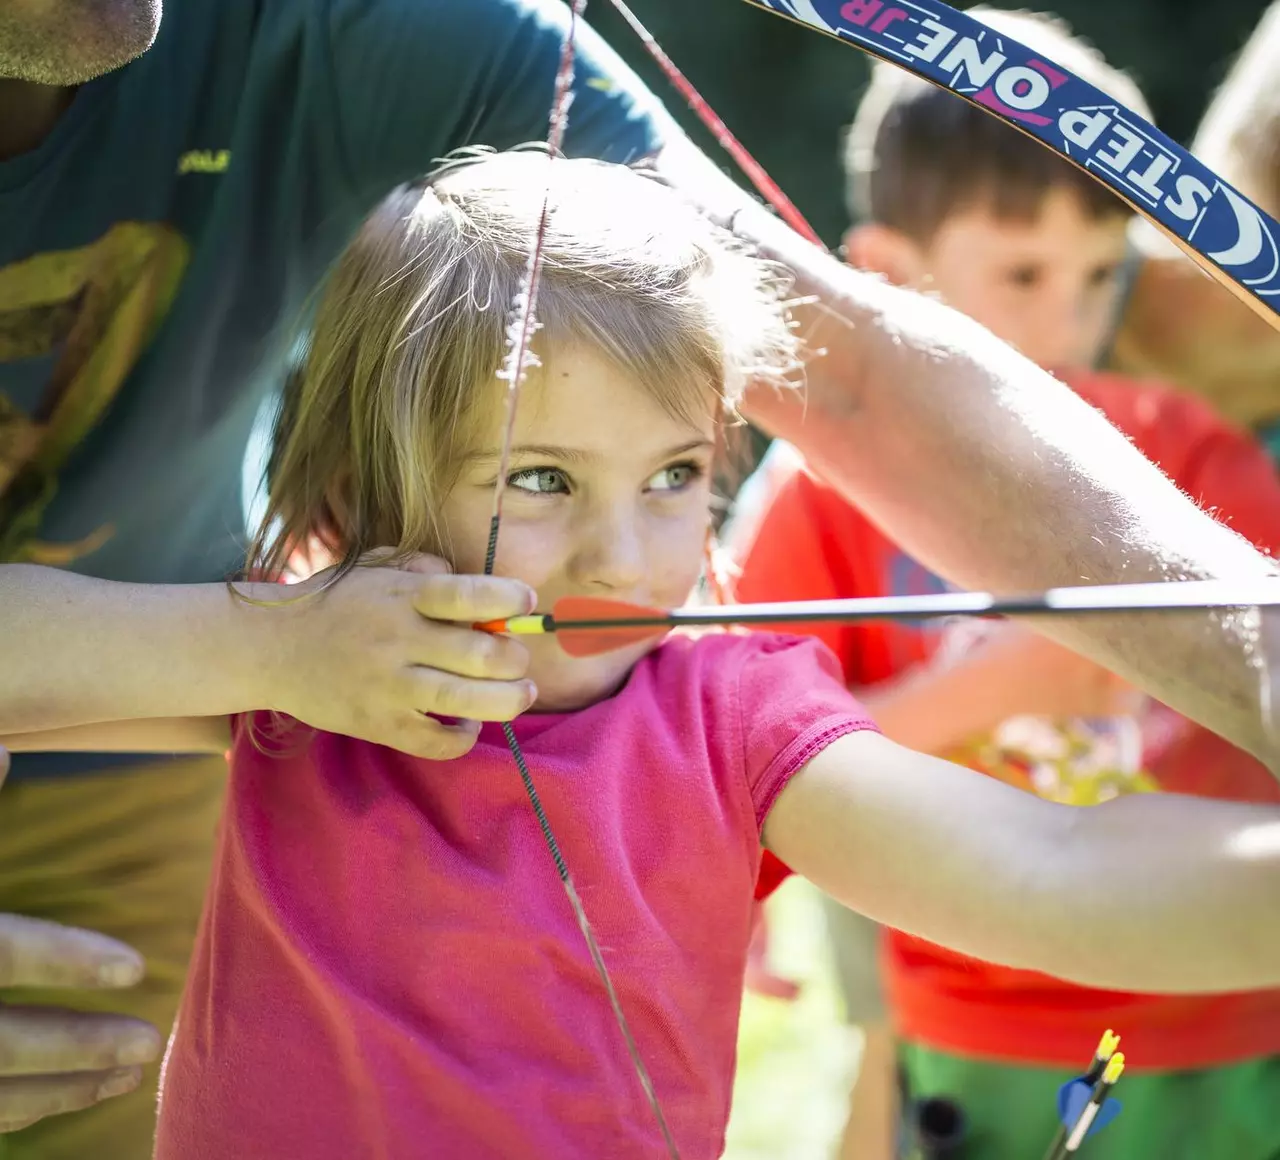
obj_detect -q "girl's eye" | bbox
[647,462,702,492]
[508,467,569,495]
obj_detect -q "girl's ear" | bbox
[842,222,929,289]
[284,473,354,581]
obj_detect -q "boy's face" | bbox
[440,343,716,712]
[849,187,1130,372]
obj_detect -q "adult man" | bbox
[2,2,1279,1157]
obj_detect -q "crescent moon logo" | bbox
[1210,185,1280,291]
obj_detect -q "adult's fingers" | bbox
[411,573,535,625]
[0,1007,161,1077]
[0,1067,142,1134]
[0,914,145,990]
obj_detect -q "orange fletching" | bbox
[551,596,673,657]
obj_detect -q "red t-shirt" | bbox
[733,372,1280,1069]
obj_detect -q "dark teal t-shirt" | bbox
[0,0,667,778]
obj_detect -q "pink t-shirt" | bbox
[156,631,874,1160]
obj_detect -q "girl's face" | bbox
[440,343,718,712]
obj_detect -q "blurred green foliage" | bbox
[589,0,1273,247]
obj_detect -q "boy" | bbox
[731,9,1280,1159]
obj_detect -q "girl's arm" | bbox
[2,718,231,755]
[764,730,1280,994]
[0,560,535,760]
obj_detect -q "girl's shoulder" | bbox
[637,628,870,740]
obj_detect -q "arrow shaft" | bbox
[546,581,1280,635]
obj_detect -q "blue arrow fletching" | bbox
[1057,1077,1123,1136]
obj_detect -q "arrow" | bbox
[1046,1052,1127,1160]
[1043,1030,1122,1160]
[476,580,1280,658]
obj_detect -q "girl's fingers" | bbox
[412,622,530,682]
[408,667,537,726]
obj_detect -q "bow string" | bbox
[486,1,682,1155]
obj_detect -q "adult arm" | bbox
[0,559,534,758]
[654,134,1280,771]
[765,730,1280,993]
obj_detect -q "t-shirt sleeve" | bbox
[327,0,671,201]
[733,635,879,833]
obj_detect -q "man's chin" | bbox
[1,1,162,86]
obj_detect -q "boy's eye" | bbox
[508,467,569,495]
[1088,262,1121,288]
[647,462,702,492]
[1006,265,1043,289]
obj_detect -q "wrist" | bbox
[185,580,292,718]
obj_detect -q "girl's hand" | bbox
[248,554,537,760]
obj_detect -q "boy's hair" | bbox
[251,149,798,581]
[844,7,1153,240]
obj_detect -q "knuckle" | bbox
[464,633,503,675]
[404,720,471,762]
[429,680,465,720]
[420,574,465,620]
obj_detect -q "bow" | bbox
[742,0,1280,324]
[487,2,1280,1156]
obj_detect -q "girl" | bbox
[6,151,1280,1160]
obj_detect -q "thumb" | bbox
[0,744,8,789]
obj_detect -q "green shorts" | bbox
[898,1040,1280,1160]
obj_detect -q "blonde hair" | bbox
[250,149,799,581]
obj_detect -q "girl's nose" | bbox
[570,506,648,593]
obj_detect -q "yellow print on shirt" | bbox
[0,222,189,564]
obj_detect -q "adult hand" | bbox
[249,553,538,760]
[0,749,162,1134]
